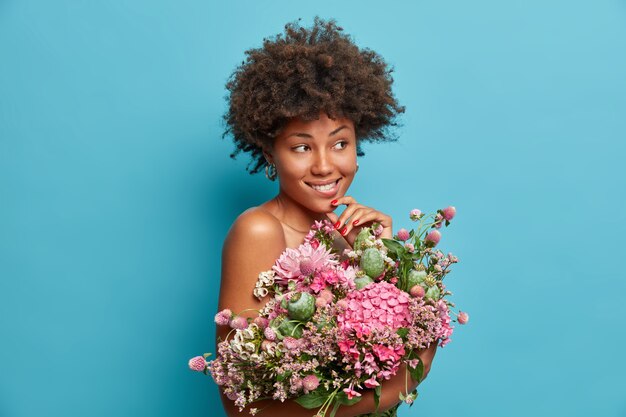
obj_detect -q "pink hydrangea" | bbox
[337,282,411,335]
[272,242,337,283]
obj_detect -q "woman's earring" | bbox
[265,162,277,181]
[355,163,359,173]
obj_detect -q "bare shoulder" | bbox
[218,207,287,314]
[224,206,286,251]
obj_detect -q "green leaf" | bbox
[294,390,330,409]
[382,238,403,255]
[374,384,382,412]
[396,328,409,339]
[408,359,424,383]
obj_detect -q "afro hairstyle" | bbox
[223,16,405,174]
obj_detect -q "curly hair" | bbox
[223,16,405,174]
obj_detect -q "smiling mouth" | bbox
[306,179,340,192]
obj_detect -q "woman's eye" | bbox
[333,140,348,150]
[292,145,310,153]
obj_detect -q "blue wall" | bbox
[1,1,625,416]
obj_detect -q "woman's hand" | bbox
[326,196,393,246]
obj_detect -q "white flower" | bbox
[245,342,256,352]
[253,287,268,299]
[242,328,255,340]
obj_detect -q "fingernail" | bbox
[334,221,341,229]
[331,199,338,206]
[353,220,359,226]
[340,227,348,235]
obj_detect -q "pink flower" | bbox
[315,296,329,308]
[253,317,269,329]
[373,224,384,236]
[229,316,248,330]
[319,289,334,302]
[264,327,277,341]
[390,277,398,285]
[425,230,441,246]
[273,242,337,282]
[404,243,415,253]
[283,337,299,351]
[442,206,456,221]
[397,228,410,241]
[433,213,444,229]
[302,375,320,391]
[409,285,425,298]
[337,282,411,334]
[188,356,206,372]
[409,209,422,221]
[364,377,380,388]
[214,309,232,326]
[343,388,362,400]
[457,311,469,325]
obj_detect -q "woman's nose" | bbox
[311,150,333,176]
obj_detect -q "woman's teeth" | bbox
[310,180,337,191]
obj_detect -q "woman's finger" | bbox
[339,207,374,236]
[336,203,366,232]
[331,196,357,207]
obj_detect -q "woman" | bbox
[216,18,437,416]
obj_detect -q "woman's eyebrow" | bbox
[285,125,349,139]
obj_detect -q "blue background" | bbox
[1,1,625,416]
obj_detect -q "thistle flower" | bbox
[214,309,232,326]
[253,317,269,329]
[442,206,456,221]
[457,311,469,325]
[188,356,207,372]
[425,230,441,246]
[264,327,277,341]
[397,228,410,241]
[229,316,248,330]
[409,209,422,221]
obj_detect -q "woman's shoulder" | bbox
[224,206,286,251]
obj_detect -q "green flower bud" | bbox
[407,269,427,288]
[360,248,385,278]
[354,275,374,290]
[287,292,316,322]
[425,285,441,301]
[354,227,371,251]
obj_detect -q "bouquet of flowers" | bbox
[189,207,468,417]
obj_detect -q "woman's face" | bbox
[267,113,358,214]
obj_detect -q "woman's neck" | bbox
[267,192,328,233]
